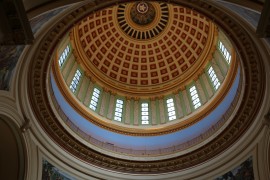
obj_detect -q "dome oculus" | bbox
[136,2,149,14]
[130,2,155,25]
[117,2,168,39]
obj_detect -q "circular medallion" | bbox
[130,2,155,25]
[136,2,149,14]
[117,2,168,40]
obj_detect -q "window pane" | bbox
[193,98,200,104]
[114,99,124,121]
[117,99,123,104]
[167,102,174,107]
[218,41,231,64]
[92,96,98,102]
[194,103,201,109]
[116,104,123,108]
[142,112,149,116]
[89,105,96,110]
[115,108,122,113]
[141,103,149,124]
[142,103,148,107]
[191,94,198,100]
[69,69,82,93]
[189,85,202,109]
[190,90,196,96]
[190,86,195,92]
[69,86,74,92]
[90,100,97,106]
[58,45,71,67]
[142,121,149,124]
[114,117,121,121]
[89,88,101,111]
[94,88,100,93]
[142,107,148,111]
[215,82,220,89]
[142,116,149,120]
[208,66,221,91]
[168,107,175,112]
[166,98,176,120]
[93,92,99,97]
[168,111,175,116]
[115,112,122,117]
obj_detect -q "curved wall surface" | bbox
[50,67,240,153]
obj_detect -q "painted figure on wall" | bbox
[0,46,24,90]
[216,156,254,180]
[0,6,69,91]
[42,160,74,180]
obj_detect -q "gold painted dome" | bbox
[71,2,217,98]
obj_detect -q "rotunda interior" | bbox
[0,0,269,179]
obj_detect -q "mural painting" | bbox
[0,6,69,91]
[215,156,254,180]
[42,160,74,180]
[0,46,24,90]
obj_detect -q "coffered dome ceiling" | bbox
[71,2,217,97]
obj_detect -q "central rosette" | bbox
[117,2,168,40]
[130,2,155,25]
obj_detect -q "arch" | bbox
[0,115,26,180]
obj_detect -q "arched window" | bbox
[166,98,176,121]
[190,85,201,109]
[58,45,70,67]
[218,41,231,64]
[208,66,221,90]
[114,99,124,121]
[141,103,149,124]
[89,88,101,111]
[69,69,82,93]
